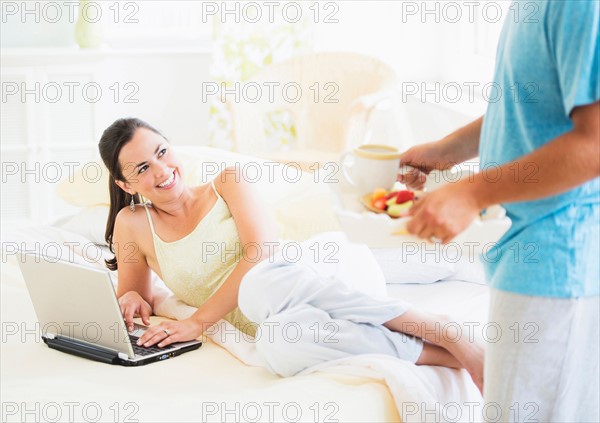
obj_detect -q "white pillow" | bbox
[2,225,115,276]
[54,146,340,242]
[54,145,323,207]
[371,247,486,285]
[54,205,109,246]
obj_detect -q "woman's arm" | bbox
[113,208,154,329]
[187,167,278,331]
[137,167,279,347]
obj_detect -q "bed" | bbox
[1,146,490,423]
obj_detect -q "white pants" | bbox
[238,246,423,377]
[485,289,600,423]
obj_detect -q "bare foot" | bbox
[416,343,462,369]
[445,339,484,394]
[383,310,485,393]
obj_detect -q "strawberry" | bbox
[395,190,415,204]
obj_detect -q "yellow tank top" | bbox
[142,180,256,337]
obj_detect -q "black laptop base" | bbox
[42,335,201,366]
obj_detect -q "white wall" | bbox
[313,1,445,82]
[93,51,212,146]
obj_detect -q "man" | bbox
[400,1,599,422]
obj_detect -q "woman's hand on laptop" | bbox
[119,291,152,332]
[136,318,203,348]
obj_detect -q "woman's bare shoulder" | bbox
[211,167,247,197]
[114,204,152,241]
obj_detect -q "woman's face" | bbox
[116,127,185,201]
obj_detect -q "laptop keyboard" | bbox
[129,335,169,357]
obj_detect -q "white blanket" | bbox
[154,233,485,423]
[157,303,484,422]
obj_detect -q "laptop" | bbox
[16,251,201,366]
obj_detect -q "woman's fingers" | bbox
[140,306,151,326]
[118,292,153,331]
[123,306,136,332]
[158,330,178,348]
[137,323,177,348]
[139,326,167,347]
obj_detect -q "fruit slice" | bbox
[386,196,399,207]
[372,197,388,211]
[386,191,400,201]
[387,201,414,218]
[395,190,415,204]
[372,188,388,201]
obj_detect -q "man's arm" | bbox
[437,116,484,165]
[407,101,599,243]
[472,101,599,209]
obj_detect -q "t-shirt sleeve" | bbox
[548,1,600,116]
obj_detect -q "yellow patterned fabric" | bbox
[142,181,256,337]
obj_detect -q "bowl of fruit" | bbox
[361,188,424,218]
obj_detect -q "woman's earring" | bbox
[130,194,136,212]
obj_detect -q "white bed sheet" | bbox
[1,226,489,423]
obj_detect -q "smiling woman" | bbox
[98,117,266,343]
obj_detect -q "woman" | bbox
[99,117,483,391]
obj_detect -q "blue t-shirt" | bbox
[479,0,600,298]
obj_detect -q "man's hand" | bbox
[406,181,481,244]
[398,117,483,190]
[119,291,152,331]
[398,141,453,190]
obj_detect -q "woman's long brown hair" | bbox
[98,118,165,271]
